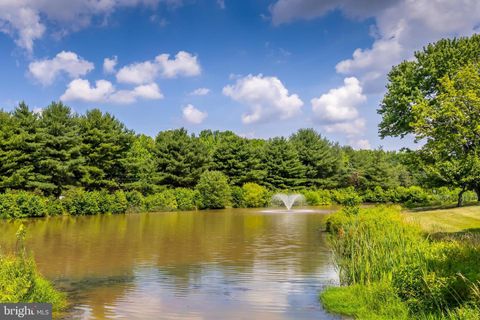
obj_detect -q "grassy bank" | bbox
[321,206,480,319]
[0,226,66,317]
[405,205,480,233]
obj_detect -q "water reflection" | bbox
[0,208,339,319]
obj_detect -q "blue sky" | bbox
[1,0,480,149]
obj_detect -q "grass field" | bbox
[405,204,480,233]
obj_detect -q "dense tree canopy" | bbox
[379,34,480,138]
[0,102,424,198]
[379,34,480,205]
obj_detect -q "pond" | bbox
[0,208,340,319]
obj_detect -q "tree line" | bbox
[0,102,417,198]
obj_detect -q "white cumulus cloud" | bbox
[182,104,207,124]
[60,79,163,104]
[0,0,182,52]
[60,79,114,102]
[190,87,210,96]
[311,77,366,123]
[116,51,201,84]
[350,138,371,150]
[28,51,94,86]
[271,0,480,93]
[103,56,118,74]
[223,74,303,124]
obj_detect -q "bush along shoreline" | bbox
[321,205,480,319]
[0,175,477,219]
[0,225,67,315]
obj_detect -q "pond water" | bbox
[0,208,340,319]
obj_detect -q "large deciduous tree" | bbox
[411,63,480,205]
[378,34,480,205]
[379,34,480,138]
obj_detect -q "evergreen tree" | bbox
[290,128,342,188]
[122,134,158,194]
[262,137,306,189]
[0,103,40,191]
[212,132,266,186]
[34,102,83,196]
[155,128,210,188]
[78,109,133,190]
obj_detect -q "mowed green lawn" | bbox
[405,205,480,233]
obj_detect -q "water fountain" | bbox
[272,193,304,210]
[260,193,332,214]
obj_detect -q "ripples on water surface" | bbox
[0,208,340,319]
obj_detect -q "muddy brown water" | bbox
[0,208,341,319]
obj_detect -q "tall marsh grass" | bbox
[323,206,480,319]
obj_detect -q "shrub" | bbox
[231,186,245,208]
[0,192,48,219]
[63,189,100,215]
[144,190,178,211]
[111,190,128,214]
[0,193,21,218]
[174,188,198,211]
[195,171,231,209]
[331,187,362,205]
[125,190,144,211]
[45,198,65,216]
[302,189,332,206]
[242,183,269,208]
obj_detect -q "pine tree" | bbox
[155,128,210,188]
[262,137,306,190]
[78,109,134,190]
[212,132,266,186]
[290,128,342,188]
[122,134,158,194]
[33,102,83,196]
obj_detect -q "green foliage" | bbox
[196,171,231,209]
[155,128,210,188]
[144,190,178,211]
[174,188,198,211]
[379,35,480,205]
[0,191,48,218]
[325,206,480,318]
[379,34,480,138]
[262,137,306,189]
[125,190,145,211]
[122,134,158,194]
[301,189,332,206]
[331,187,362,205]
[242,183,269,208]
[230,186,246,208]
[326,206,425,285]
[321,282,409,320]
[62,189,128,215]
[0,254,66,310]
[211,131,266,186]
[290,129,342,188]
[33,102,83,196]
[0,226,66,311]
